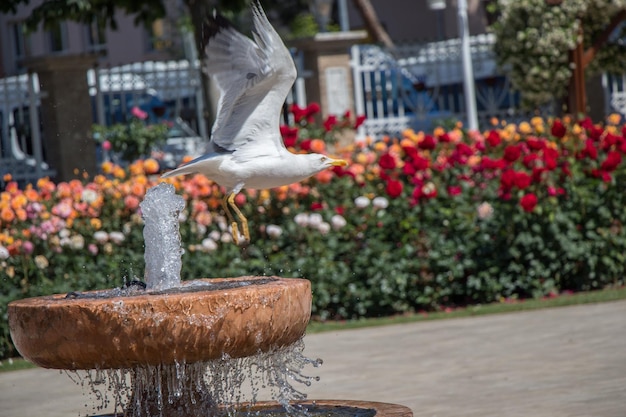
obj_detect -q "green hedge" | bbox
[1,114,626,359]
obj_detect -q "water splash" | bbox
[68,339,321,417]
[140,183,185,291]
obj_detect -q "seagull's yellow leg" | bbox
[227,193,250,243]
[221,193,240,245]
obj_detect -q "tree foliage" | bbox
[0,0,314,32]
[0,0,249,31]
[490,0,626,109]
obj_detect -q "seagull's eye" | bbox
[320,156,328,163]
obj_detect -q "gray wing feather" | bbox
[204,1,296,153]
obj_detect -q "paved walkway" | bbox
[1,300,625,417]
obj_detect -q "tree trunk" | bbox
[351,0,394,49]
[184,0,215,138]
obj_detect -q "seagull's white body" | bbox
[162,2,344,194]
[161,2,346,243]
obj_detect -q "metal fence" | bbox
[351,34,542,139]
[88,60,208,139]
[0,72,54,186]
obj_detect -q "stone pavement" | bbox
[1,300,625,417]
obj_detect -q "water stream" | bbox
[140,182,185,291]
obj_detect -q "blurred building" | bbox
[0,0,491,77]
[0,0,191,77]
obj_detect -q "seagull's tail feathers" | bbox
[160,164,198,179]
[160,152,221,179]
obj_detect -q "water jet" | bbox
[8,183,412,417]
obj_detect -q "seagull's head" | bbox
[303,153,348,174]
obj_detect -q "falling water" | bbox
[68,339,322,417]
[140,182,185,291]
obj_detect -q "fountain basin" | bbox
[8,276,311,370]
[94,400,413,417]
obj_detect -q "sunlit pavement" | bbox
[1,300,625,417]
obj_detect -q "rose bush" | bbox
[1,106,626,359]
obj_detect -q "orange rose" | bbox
[143,158,160,175]
[310,138,326,153]
[1,207,16,223]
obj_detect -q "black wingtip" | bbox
[200,11,233,52]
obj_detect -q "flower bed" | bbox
[1,108,626,359]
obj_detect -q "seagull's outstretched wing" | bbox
[204,1,296,154]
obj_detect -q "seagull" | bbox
[161,1,347,245]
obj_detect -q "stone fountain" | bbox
[8,183,413,417]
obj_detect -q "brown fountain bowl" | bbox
[8,276,311,370]
[249,400,413,417]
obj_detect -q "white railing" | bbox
[0,72,53,187]
[88,60,208,140]
[351,35,540,139]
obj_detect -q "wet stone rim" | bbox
[64,277,278,299]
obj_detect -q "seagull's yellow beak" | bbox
[330,159,348,167]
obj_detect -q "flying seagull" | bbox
[161,1,347,245]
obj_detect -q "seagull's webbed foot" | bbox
[221,194,240,245]
[227,193,250,244]
[222,193,249,245]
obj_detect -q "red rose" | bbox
[402,145,418,159]
[522,154,539,169]
[514,171,532,189]
[550,119,566,138]
[532,167,545,183]
[419,135,436,150]
[385,179,403,198]
[305,103,321,122]
[601,151,622,172]
[486,130,501,147]
[323,115,338,132]
[279,125,299,147]
[378,153,396,170]
[579,117,593,130]
[447,185,462,196]
[547,186,565,196]
[542,148,559,170]
[412,155,430,170]
[578,139,597,160]
[503,144,522,162]
[520,193,538,212]
[589,126,604,141]
[455,142,473,157]
[403,163,416,176]
[526,137,546,150]
[500,169,517,190]
[355,115,366,129]
[290,104,306,123]
[299,139,312,151]
[481,156,506,170]
[602,132,621,150]
[590,169,612,182]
